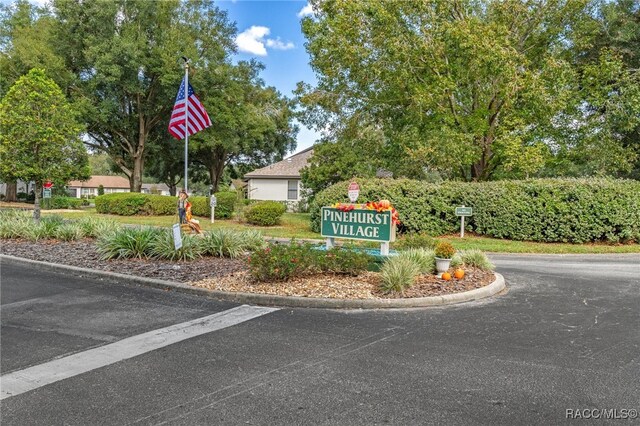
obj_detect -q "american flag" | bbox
[168,77,212,140]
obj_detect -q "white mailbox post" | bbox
[210,195,217,223]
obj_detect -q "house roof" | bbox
[244,147,314,179]
[68,175,129,188]
[142,183,171,192]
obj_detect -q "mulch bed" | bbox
[0,239,245,283]
[1,239,495,299]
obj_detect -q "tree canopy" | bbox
[1,0,298,194]
[298,0,639,183]
[0,68,89,219]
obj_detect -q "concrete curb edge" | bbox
[1,254,505,309]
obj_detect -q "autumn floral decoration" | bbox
[331,199,401,225]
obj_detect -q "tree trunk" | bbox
[169,184,176,196]
[208,148,227,193]
[33,181,41,221]
[5,181,17,202]
[130,155,144,192]
[209,161,226,193]
[471,136,494,181]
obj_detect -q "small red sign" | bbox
[43,181,53,189]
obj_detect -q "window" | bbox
[287,180,298,200]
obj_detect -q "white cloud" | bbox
[235,26,270,56]
[266,38,295,51]
[235,25,295,56]
[297,3,314,18]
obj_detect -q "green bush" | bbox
[321,246,374,276]
[394,233,437,251]
[95,193,148,215]
[55,223,84,241]
[149,230,203,261]
[434,241,456,259]
[311,178,640,243]
[144,194,176,215]
[50,196,82,209]
[201,229,246,258]
[397,249,436,274]
[459,249,495,271]
[96,226,161,259]
[380,256,420,294]
[248,242,372,281]
[245,201,286,226]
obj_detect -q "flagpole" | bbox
[183,59,189,193]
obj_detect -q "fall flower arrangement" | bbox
[331,199,401,225]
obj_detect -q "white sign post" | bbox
[348,181,360,203]
[172,223,183,250]
[210,195,217,224]
[454,206,473,238]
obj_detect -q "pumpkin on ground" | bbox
[441,272,452,281]
[454,269,465,279]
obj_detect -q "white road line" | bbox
[0,304,278,400]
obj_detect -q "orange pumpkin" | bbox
[379,199,391,209]
[441,272,452,281]
[454,269,465,279]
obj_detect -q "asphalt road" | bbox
[1,254,639,425]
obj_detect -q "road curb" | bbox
[1,254,505,309]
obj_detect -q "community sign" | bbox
[321,207,395,243]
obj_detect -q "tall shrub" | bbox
[311,178,640,243]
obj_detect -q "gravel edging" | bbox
[1,254,505,309]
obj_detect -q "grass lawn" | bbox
[40,209,640,254]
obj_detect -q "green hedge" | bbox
[49,196,82,209]
[94,191,236,218]
[310,178,640,243]
[245,201,286,226]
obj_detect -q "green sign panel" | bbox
[321,207,395,242]
[455,206,472,216]
[42,188,52,199]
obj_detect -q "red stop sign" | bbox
[43,181,53,189]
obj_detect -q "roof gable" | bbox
[244,147,314,179]
[67,175,130,188]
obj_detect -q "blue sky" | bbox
[216,0,320,154]
[9,0,321,154]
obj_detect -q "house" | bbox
[244,147,314,209]
[67,176,171,198]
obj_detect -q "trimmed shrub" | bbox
[380,256,420,294]
[394,233,437,251]
[245,201,286,226]
[311,178,640,243]
[248,242,314,281]
[95,193,148,215]
[145,194,177,215]
[49,196,82,209]
[248,242,372,281]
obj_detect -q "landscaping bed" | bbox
[192,267,494,299]
[0,239,245,283]
[0,239,495,299]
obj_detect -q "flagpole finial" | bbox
[181,56,189,70]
